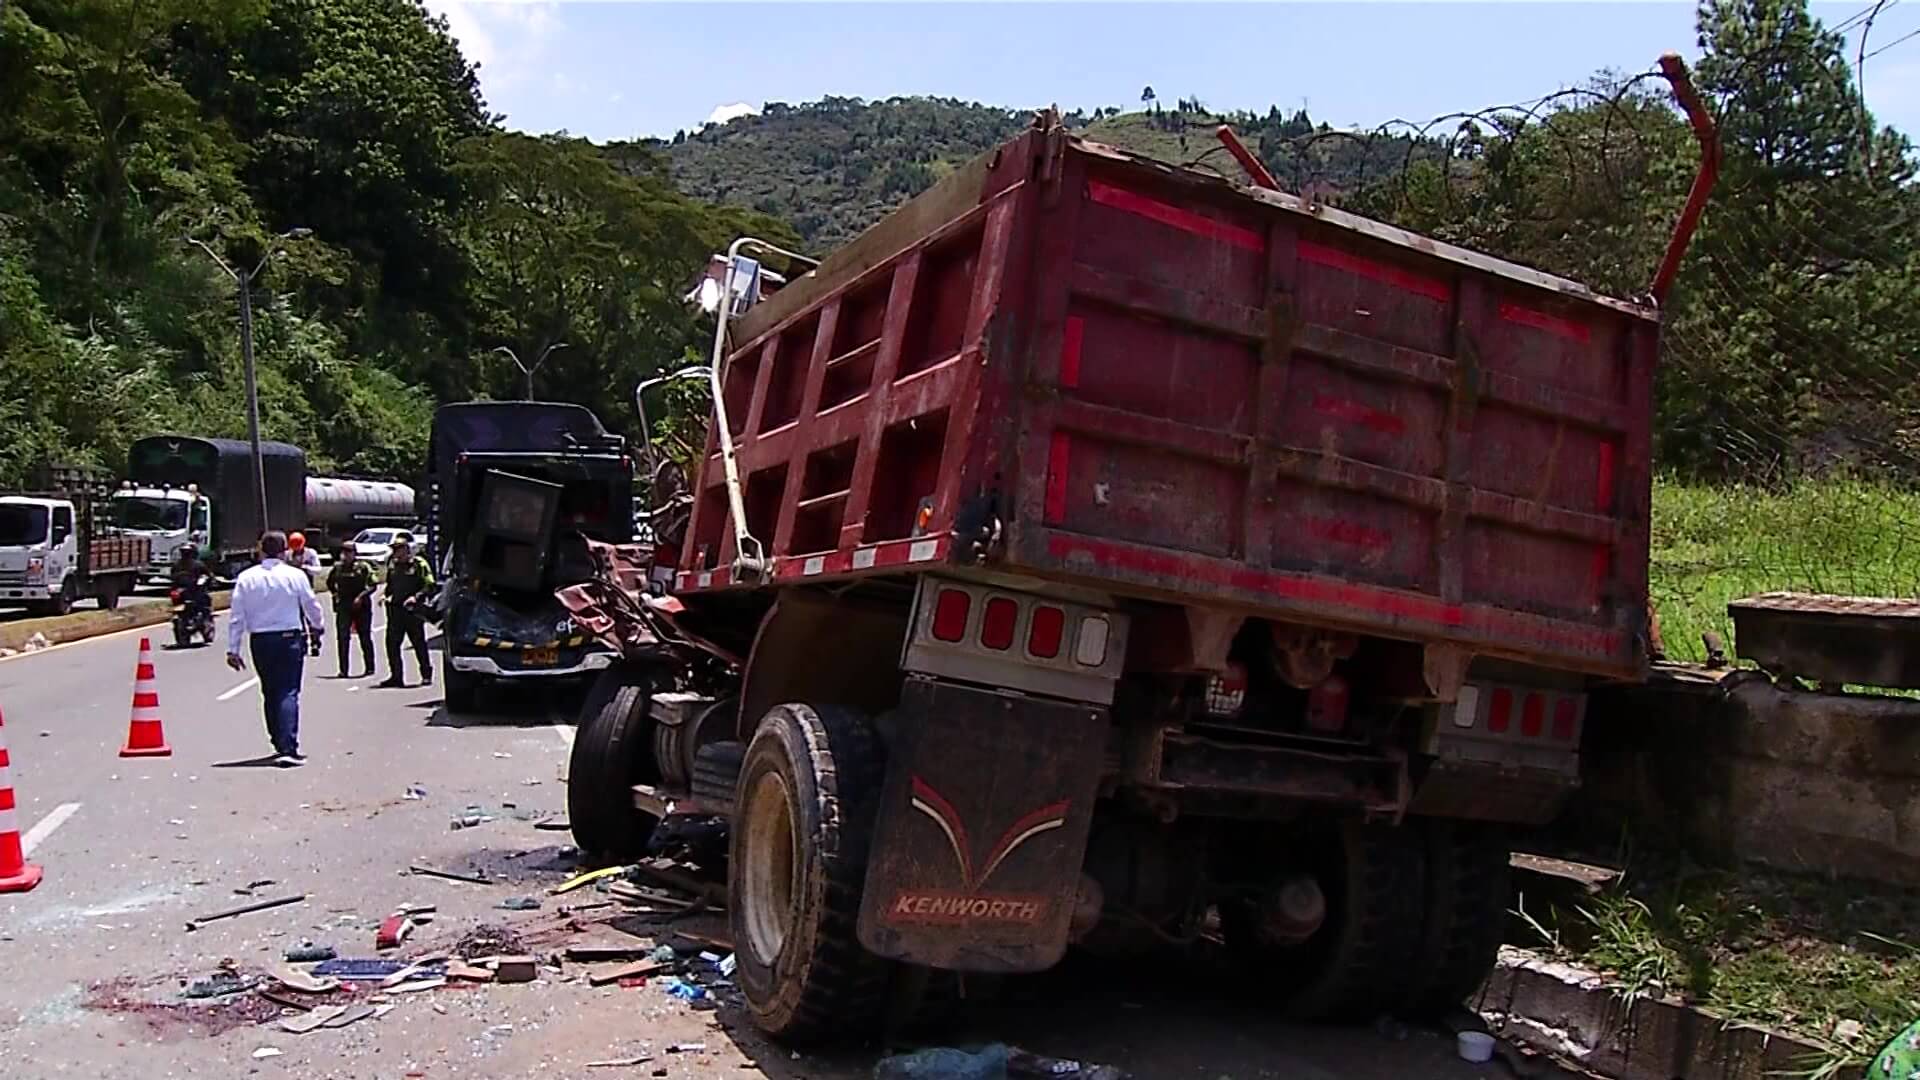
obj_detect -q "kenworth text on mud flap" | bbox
[562,57,1719,1044]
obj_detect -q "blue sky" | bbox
[424,2,1920,143]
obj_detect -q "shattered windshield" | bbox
[113,495,189,530]
[0,504,49,546]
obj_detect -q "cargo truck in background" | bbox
[114,435,415,580]
[115,435,306,580]
[425,403,634,711]
[0,465,150,616]
[561,58,1720,1044]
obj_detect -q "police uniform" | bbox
[326,557,379,677]
[380,550,437,687]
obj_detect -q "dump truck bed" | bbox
[677,121,1659,679]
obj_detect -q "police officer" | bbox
[325,541,378,678]
[378,535,436,688]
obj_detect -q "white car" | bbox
[349,527,411,570]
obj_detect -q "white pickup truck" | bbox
[0,470,151,617]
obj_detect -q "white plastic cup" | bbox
[1457,1031,1497,1064]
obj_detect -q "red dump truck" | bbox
[563,57,1718,1042]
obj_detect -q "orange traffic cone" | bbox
[119,637,172,758]
[0,707,43,893]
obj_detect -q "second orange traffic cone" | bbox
[119,636,172,758]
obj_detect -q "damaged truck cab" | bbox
[567,59,1717,1043]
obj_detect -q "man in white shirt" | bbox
[227,531,327,766]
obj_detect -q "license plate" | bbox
[523,647,558,666]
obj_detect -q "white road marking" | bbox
[552,723,575,747]
[22,802,80,855]
[216,677,259,702]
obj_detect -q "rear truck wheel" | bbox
[689,740,747,810]
[566,667,660,860]
[1224,820,1425,1021]
[1407,819,1509,1016]
[731,702,888,1044]
[43,579,76,618]
[441,652,481,713]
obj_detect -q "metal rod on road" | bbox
[186,892,307,931]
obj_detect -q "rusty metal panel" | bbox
[1730,592,1920,689]
[857,677,1105,973]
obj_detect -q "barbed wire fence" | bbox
[1155,42,1920,663]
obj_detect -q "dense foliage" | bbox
[2,0,1912,497]
[0,0,784,486]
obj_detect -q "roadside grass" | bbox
[1521,850,1920,1074]
[1650,476,1920,665]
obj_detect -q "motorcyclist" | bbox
[172,548,212,612]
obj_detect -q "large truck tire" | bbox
[1407,819,1509,1016]
[1224,820,1425,1021]
[440,653,481,713]
[566,668,659,860]
[32,579,76,618]
[730,702,888,1044]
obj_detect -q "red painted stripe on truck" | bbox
[1311,393,1406,436]
[1044,432,1072,525]
[1086,181,1265,252]
[1298,240,1451,302]
[1498,301,1592,343]
[1059,316,1085,389]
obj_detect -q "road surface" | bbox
[0,609,1557,1080]
[0,581,173,624]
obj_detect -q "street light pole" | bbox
[492,342,569,400]
[187,228,310,534]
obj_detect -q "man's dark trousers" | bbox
[250,630,307,757]
[337,602,374,675]
[387,609,430,682]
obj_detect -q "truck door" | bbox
[49,506,73,581]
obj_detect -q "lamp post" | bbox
[186,227,311,532]
[492,343,569,400]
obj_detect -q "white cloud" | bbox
[421,0,560,92]
[704,102,760,127]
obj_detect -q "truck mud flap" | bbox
[857,677,1106,973]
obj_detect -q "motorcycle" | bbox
[171,574,215,648]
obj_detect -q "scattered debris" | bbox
[491,955,537,984]
[717,953,737,978]
[267,964,338,994]
[380,957,449,989]
[552,864,629,896]
[324,1003,379,1028]
[408,864,489,885]
[404,784,428,800]
[311,958,407,981]
[588,961,667,987]
[252,1047,283,1060]
[182,972,257,1000]
[376,915,416,950]
[874,1046,1130,1080]
[445,961,494,983]
[649,945,678,964]
[388,977,446,994]
[667,1042,706,1054]
[23,632,50,652]
[1457,1031,1496,1064]
[280,1005,349,1034]
[185,893,307,931]
[234,878,277,896]
[534,819,571,831]
[587,1054,655,1068]
[565,945,660,963]
[498,896,542,911]
[658,976,708,1003]
[284,943,336,963]
[449,813,490,830]
[492,751,512,758]
[454,924,525,960]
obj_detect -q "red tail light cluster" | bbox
[1462,684,1584,744]
[924,585,1113,669]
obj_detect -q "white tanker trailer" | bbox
[304,476,416,553]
